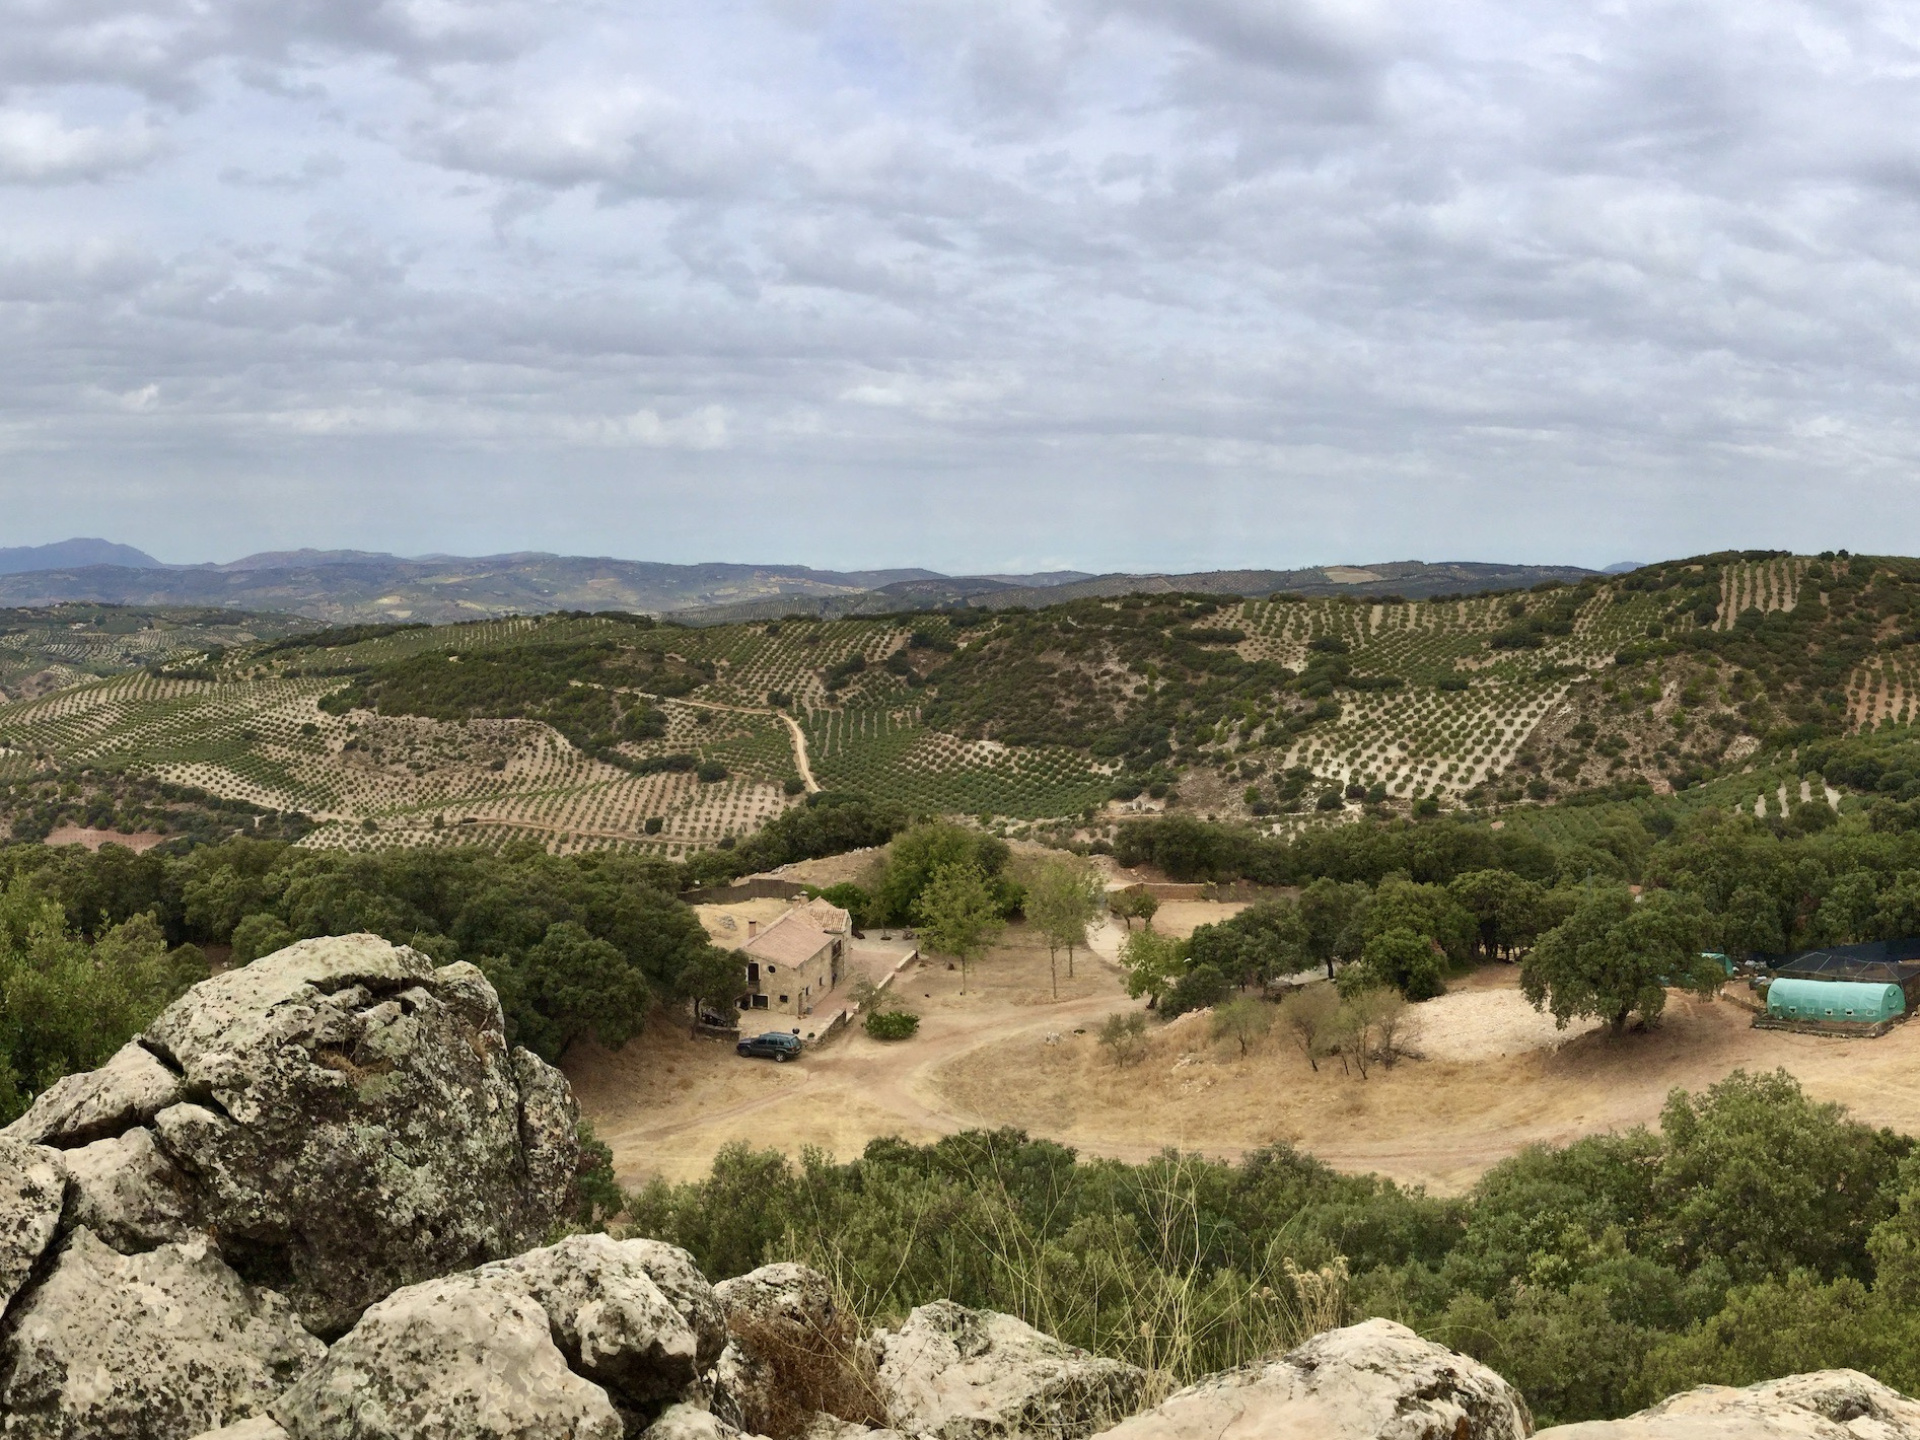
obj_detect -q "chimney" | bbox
[747,920,758,938]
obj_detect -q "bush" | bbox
[864,1009,919,1041]
[1099,1010,1148,1065]
[1163,961,1231,1016]
[230,911,294,963]
[645,816,664,834]
[697,761,730,784]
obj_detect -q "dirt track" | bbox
[569,905,1920,1194]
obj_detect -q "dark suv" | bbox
[736,1032,803,1062]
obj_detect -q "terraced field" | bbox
[2,551,1909,854]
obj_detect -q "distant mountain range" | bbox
[0,542,1603,625]
[0,539,165,575]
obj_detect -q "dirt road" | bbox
[570,905,1920,1195]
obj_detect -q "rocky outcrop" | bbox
[877,1300,1149,1440]
[270,1270,624,1440]
[0,1139,63,1314]
[483,1235,720,1411]
[258,1234,729,1440]
[2,1038,182,1148]
[0,936,579,1338]
[1089,1318,1531,1440]
[1535,1369,1920,1438]
[0,934,585,1440]
[0,1228,325,1440]
[59,1127,198,1252]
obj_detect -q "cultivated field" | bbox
[0,554,1903,853]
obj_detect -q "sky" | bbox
[3,0,1920,574]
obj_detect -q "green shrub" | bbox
[864,1009,919,1041]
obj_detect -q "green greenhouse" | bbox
[1765,979,1905,1026]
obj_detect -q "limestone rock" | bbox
[514,1042,582,1207]
[1536,1368,1920,1438]
[483,1233,708,1406]
[128,933,577,1335]
[644,1404,763,1440]
[0,1227,325,1440]
[270,1270,623,1440]
[1090,1319,1529,1440]
[716,1262,840,1334]
[59,1127,198,1252]
[1,1040,180,1148]
[623,1237,730,1371]
[188,1422,292,1440]
[876,1300,1148,1440]
[0,1139,64,1317]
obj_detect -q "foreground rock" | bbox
[1091,1318,1530,1440]
[0,1138,64,1313]
[260,1233,726,1440]
[878,1300,1148,1440]
[0,935,579,1337]
[483,1234,721,1411]
[271,1271,623,1440]
[0,1228,325,1440]
[1536,1369,1920,1438]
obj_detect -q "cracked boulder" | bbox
[270,1270,624,1440]
[875,1301,1146,1440]
[0,1138,64,1316]
[1090,1318,1530,1440]
[480,1233,724,1413]
[0,1039,181,1148]
[0,1227,325,1440]
[4,934,579,1337]
[58,1127,199,1252]
[1535,1368,1920,1438]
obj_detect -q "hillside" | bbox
[0,548,1908,856]
[0,548,1594,626]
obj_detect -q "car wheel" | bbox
[775,1052,789,1062]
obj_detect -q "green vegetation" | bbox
[321,635,690,767]
[625,1070,1920,1425]
[863,1009,919,1040]
[0,884,206,1121]
[0,837,729,1118]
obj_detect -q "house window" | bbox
[752,995,769,1009]
[779,995,789,1004]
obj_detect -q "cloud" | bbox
[4,0,1920,571]
[0,109,163,182]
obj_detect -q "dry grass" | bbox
[572,903,1920,1198]
[726,1309,888,1439]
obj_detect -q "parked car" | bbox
[736,1032,803,1062]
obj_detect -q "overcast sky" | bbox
[3,0,1918,573]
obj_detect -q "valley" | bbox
[0,549,1896,856]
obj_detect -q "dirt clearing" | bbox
[569,902,1920,1196]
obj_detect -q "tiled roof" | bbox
[791,897,851,934]
[740,910,834,966]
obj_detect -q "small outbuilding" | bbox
[1765,978,1905,1026]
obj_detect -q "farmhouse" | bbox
[732,902,850,1021]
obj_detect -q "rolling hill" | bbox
[0,546,1596,625]
[0,548,1909,859]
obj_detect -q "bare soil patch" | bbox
[43,826,170,852]
[570,901,1920,1197]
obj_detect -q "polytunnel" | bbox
[1765,978,1905,1025]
